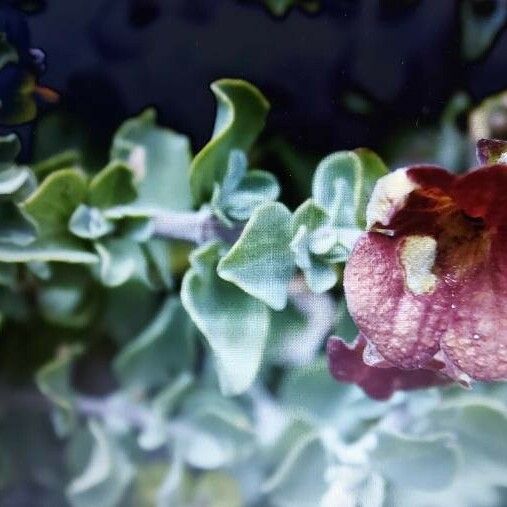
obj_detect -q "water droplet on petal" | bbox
[472,333,481,340]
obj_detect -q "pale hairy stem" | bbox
[152,208,243,244]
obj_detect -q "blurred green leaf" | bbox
[191,472,243,507]
[264,433,328,507]
[35,343,84,436]
[21,169,88,237]
[67,420,135,507]
[461,0,507,61]
[180,391,256,469]
[88,161,137,210]
[0,133,21,164]
[69,205,114,240]
[114,297,195,391]
[370,432,458,490]
[94,238,149,287]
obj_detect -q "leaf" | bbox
[111,109,192,215]
[114,297,195,391]
[461,0,507,61]
[290,200,344,292]
[266,290,336,366]
[218,202,294,310]
[69,205,115,240]
[190,79,270,205]
[312,149,387,229]
[211,150,280,226]
[181,241,270,395]
[354,148,389,226]
[429,399,507,482]
[280,357,354,425]
[256,0,320,16]
[0,201,37,246]
[35,344,84,436]
[0,166,33,197]
[0,133,21,163]
[180,391,256,469]
[21,169,88,237]
[67,420,135,507]
[32,149,82,179]
[0,33,18,70]
[0,72,38,125]
[370,432,458,490]
[0,236,97,263]
[191,472,242,507]
[94,238,149,287]
[88,161,137,210]
[264,433,328,507]
[37,265,98,329]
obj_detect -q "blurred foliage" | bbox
[1,1,507,503]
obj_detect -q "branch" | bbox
[152,208,243,244]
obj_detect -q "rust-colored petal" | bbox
[451,164,507,227]
[406,165,456,192]
[327,335,452,401]
[440,231,507,380]
[344,233,451,369]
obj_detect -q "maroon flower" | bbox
[329,140,507,397]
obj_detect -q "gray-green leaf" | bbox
[181,241,270,395]
[218,202,294,310]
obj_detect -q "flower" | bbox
[329,139,507,396]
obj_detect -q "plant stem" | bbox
[152,208,243,244]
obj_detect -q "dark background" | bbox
[7,0,507,158]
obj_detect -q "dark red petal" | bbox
[344,233,450,369]
[407,165,457,193]
[440,231,507,380]
[476,139,507,165]
[327,335,453,401]
[451,164,507,227]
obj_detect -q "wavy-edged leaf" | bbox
[67,420,135,507]
[69,205,114,240]
[21,168,88,236]
[461,0,507,61]
[88,161,137,210]
[180,390,256,469]
[190,79,270,205]
[0,133,21,163]
[0,166,33,196]
[94,238,149,287]
[218,202,294,310]
[0,201,36,246]
[312,149,387,229]
[264,433,328,507]
[32,149,82,179]
[111,108,192,215]
[370,432,458,490]
[0,236,97,263]
[211,150,280,226]
[428,399,507,482]
[35,343,84,436]
[114,297,195,391]
[181,241,270,395]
